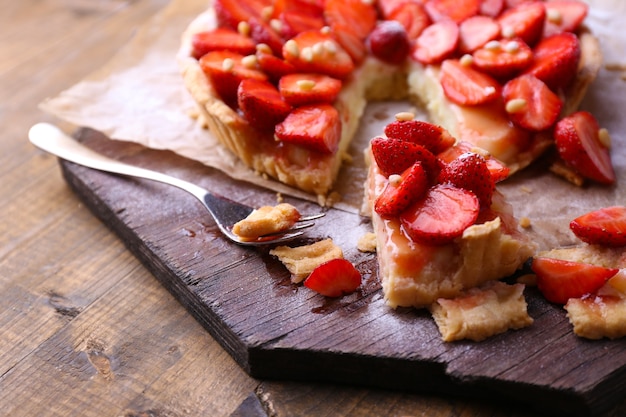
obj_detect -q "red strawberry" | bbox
[424,0,481,24]
[370,137,441,178]
[437,142,510,183]
[278,73,342,106]
[237,79,292,131]
[439,152,495,208]
[377,0,411,18]
[472,38,533,78]
[278,10,326,39]
[199,51,268,107]
[274,104,342,154]
[374,162,430,218]
[271,0,324,20]
[502,74,562,132]
[522,32,580,91]
[282,31,354,80]
[458,16,501,55]
[439,59,501,106]
[400,184,480,246]
[543,0,589,37]
[497,2,546,46]
[383,120,455,154]
[248,17,285,58]
[554,111,615,185]
[570,206,626,247]
[479,0,505,18]
[531,257,618,304]
[388,2,431,41]
[324,0,377,41]
[256,51,297,82]
[214,0,271,30]
[190,29,257,60]
[331,24,368,64]
[304,258,362,297]
[411,20,459,64]
[367,20,411,65]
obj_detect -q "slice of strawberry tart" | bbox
[178,0,610,203]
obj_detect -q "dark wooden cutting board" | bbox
[57,128,625,417]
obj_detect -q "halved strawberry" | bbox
[278,73,342,106]
[400,184,480,246]
[191,28,257,60]
[367,20,411,65]
[479,0,505,18]
[214,0,271,30]
[497,2,546,46]
[411,20,459,64]
[304,258,362,297]
[248,17,285,58]
[375,161,430,218]
[256,51,297,82]
[278,10,326,39]
[570,206,626,247]
[324,0,377,41]
[271,0,324,20]
[543,0,589,37]
[377,0,411,18]
[458,15,501,55]
[199,51,268,107]
[274,104,342,154]
[502,74,562,132]
[438,152,495,208]
[472,38,533,78]
[522,32,581,91]
[282,31,354,80]
[331,23,368,64]
[437,141,510,182]
[388,2,431,41]
[554,111,615,185]
[531,257,618,304]
[424,0,481,24]
[370,136,441,178]
[607,270,626,294]
[237,79,292,131]
[439,59,502,106]
[383,119,456,154]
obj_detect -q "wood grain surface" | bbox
[2,1,625,417]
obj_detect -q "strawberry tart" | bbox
[178,0,611,202]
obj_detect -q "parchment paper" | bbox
[40,0,626,250]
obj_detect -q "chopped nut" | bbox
[241,55,258,69]
[505,98,527,113]
[485,40,502,50]
[301,46,314,62]
[297,79,316,91]
[222,58,234,72]
[284,39,299,57]
[546,8,562,24]
[237,21,251,37]
[395,111,415,121]
[256,43,272,54]
[460,54,474,66]
[501,26,515,38]
[598,128,612,148]
[519,216,532,229]
[504,40,520,53]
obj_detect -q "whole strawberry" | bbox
[439,152,495,208]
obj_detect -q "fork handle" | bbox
[28,123,209,200]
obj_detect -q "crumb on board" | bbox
[357,232,377,253]
[270,238,343,283]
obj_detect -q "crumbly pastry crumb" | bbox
[566,294,626,340]
[270,238,343,283]
[357,232,377,253]
[430,281,533,342]
[232,203,300,239]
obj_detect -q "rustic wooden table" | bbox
[1,1,624,416]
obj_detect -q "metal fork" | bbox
[28,123,324,246]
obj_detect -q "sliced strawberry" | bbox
[554,111,615,185]
[607,270,626,294]
[214,0,271,30]
[400,184,480,246]
[199,51,268,107]
[543,0,589,37]
[282,31,354,80]
[278,10,326,39]
[331,24,368,64]
[439,152,495,208]
[324,0,377,41]
[458,15,501,55]
[472,38,533,78]
[367,20,411,65]
[480,0,505,18]
[271,0,324,19]
[531,257,618,304]
[190,28,257,60]
[304,258,362,297]
[377,0,411,18]
[523,32,581,91]
[278,73,342,106]
[274,104,342,154]
[424,0,481,23]
[502,74,562,132]
[570,206,626,247]
[439,59,502,106]
[497,2,546,46]
[237,79,292,131]
[383,119,456,154]
[411,20,459,64]
[388,2,431,41]
[437,141,511,182]
[256,51,297,82]
[248,17,285,58]
[375,162,430,218]
[371,136,441,178]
